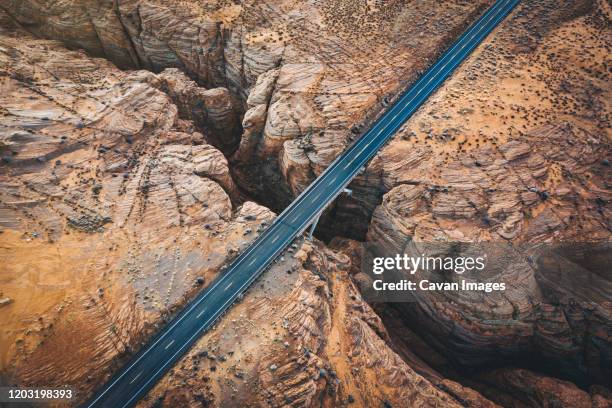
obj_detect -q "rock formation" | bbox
[138,240,497,408]
[474,368,612,408]
[0,0,494,210]
[0,10,500,407]
[0,20,503,405]
[0,15,257,399]
[356,0,611,388]
[0,0,610,407]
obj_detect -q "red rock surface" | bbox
[0,0,610,407]
[353,0,611,394]
[0,15,269,400]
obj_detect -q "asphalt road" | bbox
[83,0,521,406]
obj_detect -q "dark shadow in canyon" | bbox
[7,1,609,404]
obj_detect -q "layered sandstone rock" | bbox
[0,18,259,400]
[356,0,611,386]
[0,0,495,208]
[0,10,500,408]
[154,69,241,154]
[474,368,611,408]
[139,240,496,408]
[1,0,610,406]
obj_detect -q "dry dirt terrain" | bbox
[0,0,610,407]
[0,9,266,396]
[0,0,495,211]
[357,0,612,389]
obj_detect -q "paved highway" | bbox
[83,0,521,406]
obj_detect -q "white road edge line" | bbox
[87,1,518,406]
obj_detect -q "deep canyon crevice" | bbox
[1,0,610,407]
